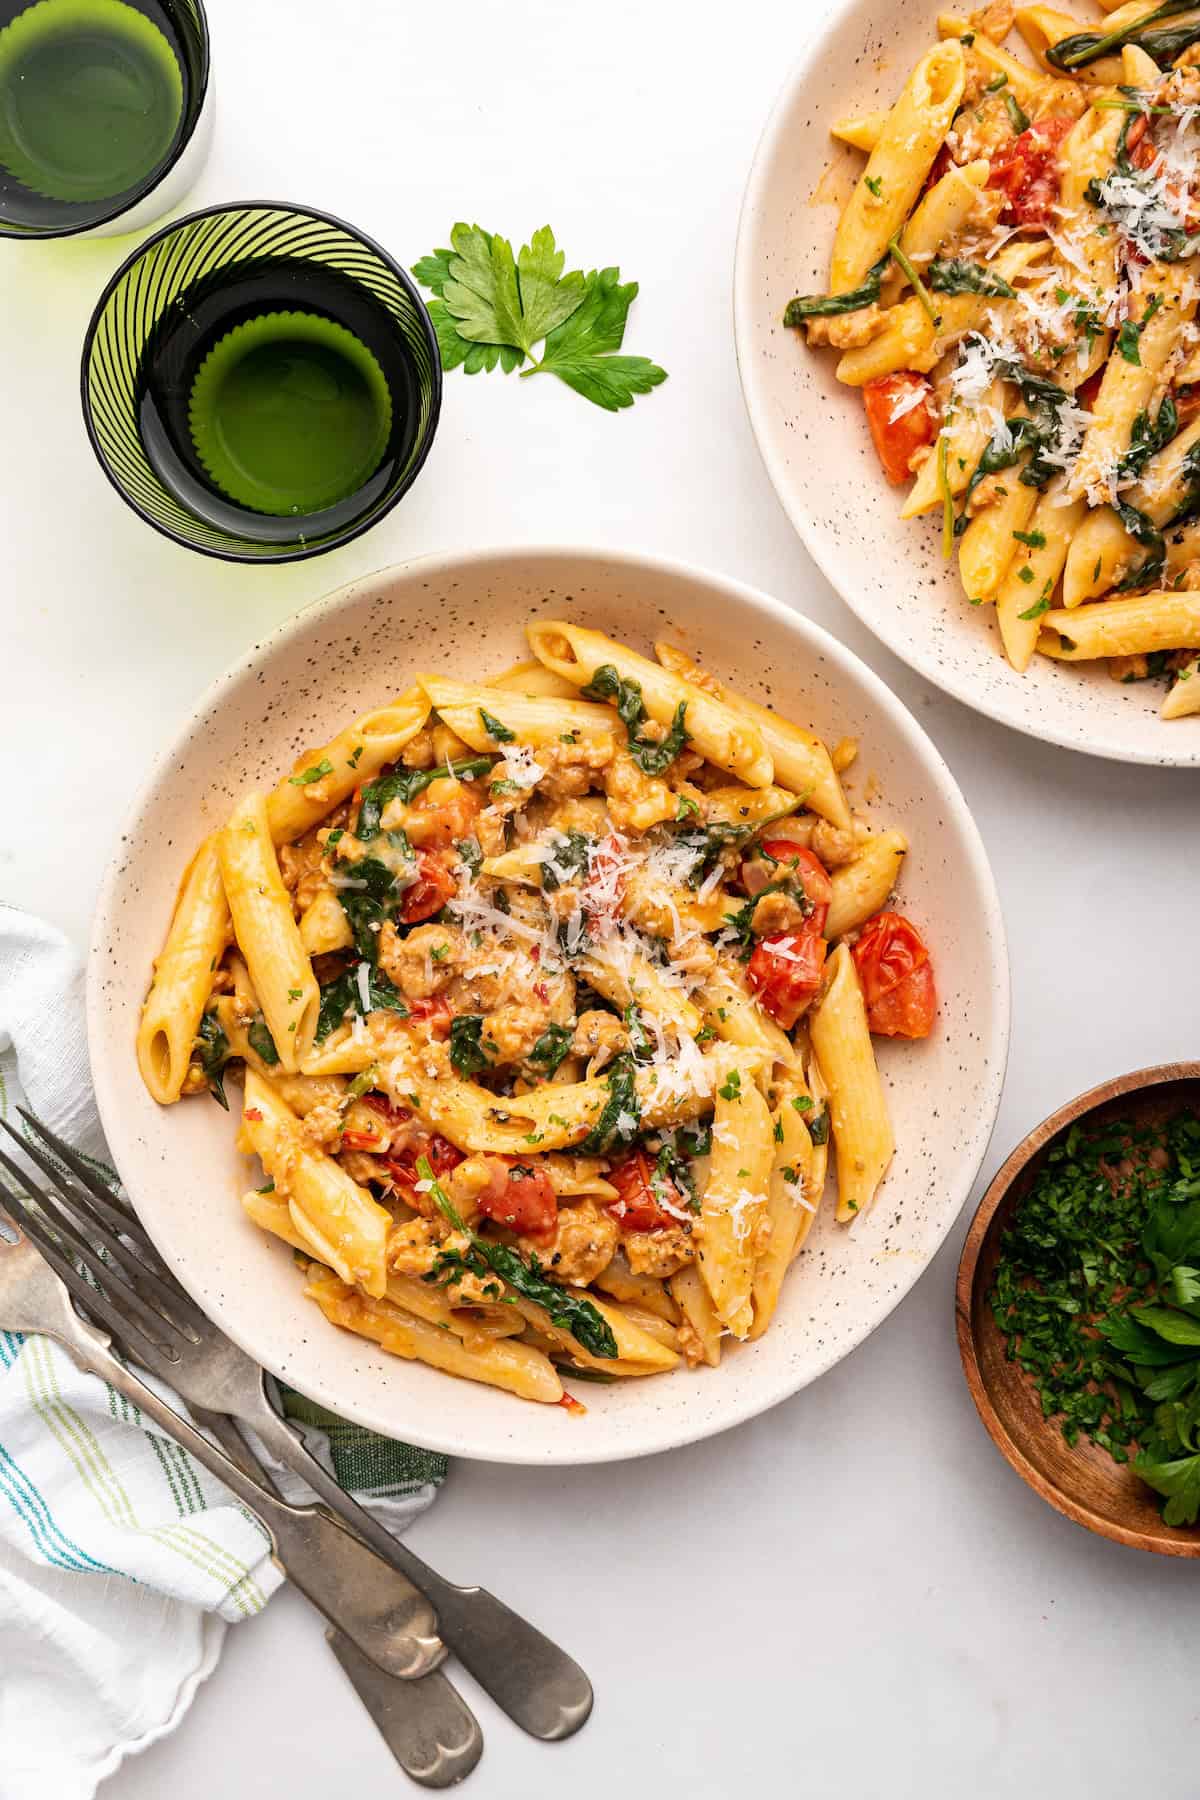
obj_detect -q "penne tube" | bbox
[996,489,1086,673]
[485,658,581,699]
[1072,267,1200,506]
[881,161,988,306]
[697,783,806,831]
[385,1275,525,1343]
[1062,507,1144,612]
[903,379,1007,518]
[511,1294,680,1374]
[378,1039,756,1155]
[830,42,965,292]
[698,1051,775,1339]
[239,1071,390,1297]
[749,1083,818,1340]
[654,642,850,829]
[528,621,774,788]
[1162,657,1200,719]
[1015,5,1125,80]
[699,961,796,1080]
[137,835,229,1104]
[417,674,619,756]
[1037,591,1200,660]
[298,886,354,956]
[218,792,320,1072]
[938,14,1050,98]
[835,242,1048,384]
[306,1269,564,1402]
[809,945,895,1221]
[579,945,704,1040]
[593,1257,681,1322]
[793,1055,831,1260]
[824,831,908,939]
[669,1265,723,1367]
[616,1305,680,1352]
[299,1026,377,1077]
[958,447,1039,602]
[264,688,430,846]
[830,109,888,151]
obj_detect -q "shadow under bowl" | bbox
[956,1062,1200,1557]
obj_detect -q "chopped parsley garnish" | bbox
[718,1068,742,1103]
[288,757,333,787]
[1013,528,1046,549]
[991,1111,1200,1523]
[864,174,883,197]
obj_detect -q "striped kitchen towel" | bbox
[0,907,446,1800]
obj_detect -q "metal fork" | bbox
[0,1113,593,1743]
[0,1197,482,1788]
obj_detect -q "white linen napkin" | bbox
[0,906,445,1800]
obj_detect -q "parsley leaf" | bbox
[414,234,666,411]
[288,758,333,787]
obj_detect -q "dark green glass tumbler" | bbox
[81,202,442,562]
[0,0,210,239]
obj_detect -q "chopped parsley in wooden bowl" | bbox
[957,1065,1200,1556]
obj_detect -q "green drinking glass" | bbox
[80,202,443,562]
[0,0,211,239]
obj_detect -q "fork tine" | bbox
[0,1147,182,1360]
[0,1178,175,1371]
[0,1123,202,1340]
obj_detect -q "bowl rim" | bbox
[78,198,442,565]
[87,542,1013,1463]
[730,0,1200,771]
[955,1060,1200,1556]
[0,0,212,242]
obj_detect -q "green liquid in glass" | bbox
[187,312,394,517]
[0,0,183,203]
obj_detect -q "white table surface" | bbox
[2,0,1199,1793]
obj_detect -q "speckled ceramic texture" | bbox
[733,0,1200,769]
[88,547,1010,1465]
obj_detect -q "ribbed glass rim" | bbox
[0,0,212,241]
[79,198,444,565]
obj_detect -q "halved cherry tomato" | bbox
[580,834,627,932]
[747,930,827,1030]
[1075,365,1106,412]
[851,911,937,1039]
[475,1158,558,1237]
[986,116,1071,228]
[362,1095,412,1127]
[862,373,936,484]
[407,995,452,1038]
[386,1132,463,1208]
[1124,112,1159,172]
[406,778,483,849]
[754,839,833,935]
[399,852,456,924]
[607,1151,684,1233]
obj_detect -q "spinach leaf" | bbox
[580,663,688,775]
[315,964,407,1043]
[528,1023,574,1073]
[581,1055,641,1153]
[926,258,1015,298]
[246,1015,279,1066]
[783,254,888,324]
[1115,396,1178,485]
[1046,0,1195,68]
[537,830,593,891]
[449,1014,492,1077]
[195,1012,231,1110]
[478,708,515,743]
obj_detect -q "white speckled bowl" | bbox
[734,0,1200,769]
[88,547,1010,1464]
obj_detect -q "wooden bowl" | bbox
[956,1063,1200,1557]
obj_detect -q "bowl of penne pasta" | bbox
[88,546,1009,1462]
[734,0,1200,765]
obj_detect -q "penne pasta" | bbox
[749,1082,819,1339]
[218,792,320,1073]
[698,1052,775,1339]
[809,946,894,1222]
[264,688,430,846]
[825,831,908,940]
[137,835,229,1104]
[1038,591,1200,660]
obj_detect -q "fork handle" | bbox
[52,1319,444,1681]
[246,1395,593,1742]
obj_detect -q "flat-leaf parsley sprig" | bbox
[413,223,668,412]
